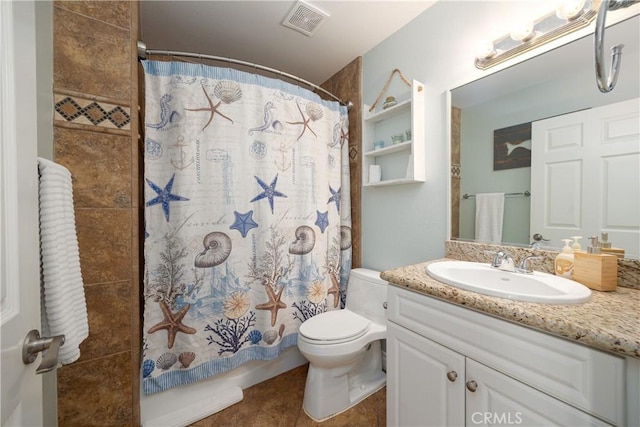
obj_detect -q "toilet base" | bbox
[301,341,386,422]
[302,376,385,423]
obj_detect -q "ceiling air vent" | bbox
[282,1,329,37]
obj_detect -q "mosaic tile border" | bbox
[349,146,358,161]
[54,94,131,131]
[451,163,460,179]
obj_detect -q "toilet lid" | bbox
[299,310,370,342]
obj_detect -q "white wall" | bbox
[34,1,56,425]
[35,1,53,161]
[361,0,639,270]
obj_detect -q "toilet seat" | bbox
[299,310,370,344]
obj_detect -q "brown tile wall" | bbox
[321,57,363,268]
[52,1,140,425]
[450,106,461,239]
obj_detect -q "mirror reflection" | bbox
[451,15,639,259]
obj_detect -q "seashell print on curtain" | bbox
[141,61,351,394]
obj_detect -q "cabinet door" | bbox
[465,359,610,427]
[387,322,465,427]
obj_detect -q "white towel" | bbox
[38,158,89,365]
[475,192,505,243]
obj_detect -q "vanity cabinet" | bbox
[362,79,425,187]
[387,286,637,426]
[387,321,465,426]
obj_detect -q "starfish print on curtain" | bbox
[147,301,197,349]
[340,126,349,147]
[286,100,317,141]
[328,185,341,213]
[145,173,190,222]
[250,174,287,214]
[185,83,235,131]
[255,284,287,327]
[315,210,329,233]
[326,273,341,308]
[229,210,259,238]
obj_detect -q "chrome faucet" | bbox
[491,251,544,274]
[491,251,516,272]
[516,255,544,274]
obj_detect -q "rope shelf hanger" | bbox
[368,68,415,113]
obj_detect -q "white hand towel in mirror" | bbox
[475,192,505,244]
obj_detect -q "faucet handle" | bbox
[496,253,516,272]
[488,250,507,268]
[517,255,544,274]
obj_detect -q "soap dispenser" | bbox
[571,236,583,252]
[554,239,574,279]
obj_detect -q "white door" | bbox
[465,359,608,426]
[1,1,44,425]
[530,98,640,256]
[387,322,465,427]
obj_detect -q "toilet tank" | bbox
[345,268,388,325]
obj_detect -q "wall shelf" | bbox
[363,140,411,157]
[366,99,411,122]
[363,177,423,187]
[362,79,425,187]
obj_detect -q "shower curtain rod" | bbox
[137,40,352,108]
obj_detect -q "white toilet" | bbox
[297,268,388,422]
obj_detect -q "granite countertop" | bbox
[380,258,640,359]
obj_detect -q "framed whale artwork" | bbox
[493,122,531,170]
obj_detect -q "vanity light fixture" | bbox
[475,0,596,69]
[509,20,536,43]
[475,40,497,60]
[556,0,588,20]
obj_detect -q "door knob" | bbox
[22,329,65,374]
[532,233,550,242]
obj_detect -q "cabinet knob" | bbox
[446,371,458,382]
[466,380,478,392]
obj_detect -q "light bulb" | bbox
[510,20,535,42]
[556,0,586,20]
[475,40,496,60]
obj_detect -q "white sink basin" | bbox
[426,261,591,304]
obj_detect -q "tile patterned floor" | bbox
[189,364,386,427]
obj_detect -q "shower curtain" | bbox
[141,60,351,394]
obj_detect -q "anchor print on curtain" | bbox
[141,61,351,394]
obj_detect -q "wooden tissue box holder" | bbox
[573,252,618,291]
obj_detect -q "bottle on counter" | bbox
[571,236,583,253]
[554,239,574,279]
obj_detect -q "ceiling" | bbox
[139,1,436,85]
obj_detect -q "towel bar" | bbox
[463,191,531,200]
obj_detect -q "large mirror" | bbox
[451,14,639,259]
